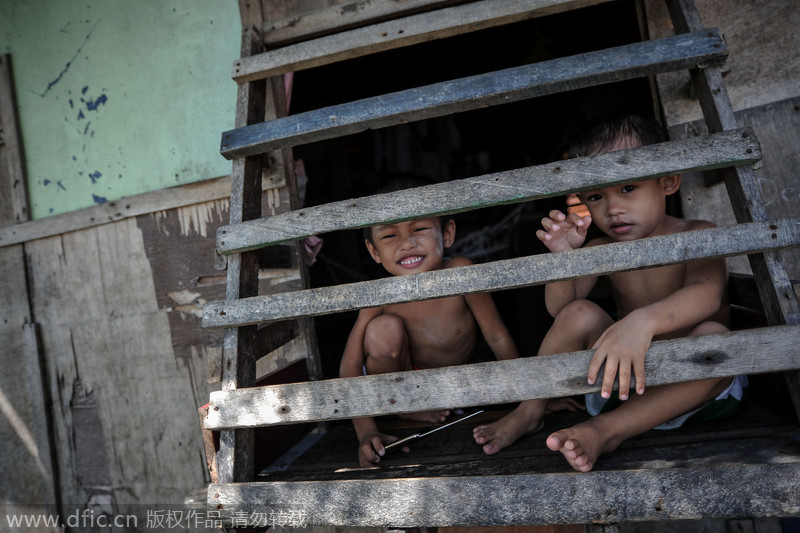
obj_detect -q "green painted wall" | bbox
[1,0,240,219]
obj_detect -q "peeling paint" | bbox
[150,198,228,239]
[176,199,227,238]
[173,304,203,319]
[167,289,202,306]
[86,94,108,110]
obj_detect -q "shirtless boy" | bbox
[535,114,746,472]
[340,210,545,467]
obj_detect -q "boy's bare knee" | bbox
[554,299,608,330]
[364,314,408,362]
[690,320,728,337]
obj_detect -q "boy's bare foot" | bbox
[399,409,451,423]
[472,402,545,455]
[546,418,618,472]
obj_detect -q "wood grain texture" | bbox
[217,25,267,485]
[204,219,799,328]
[0,54,58,516]
[673,97,800,300]
[24,220,212,514]
[241,0,612,79]
[217,128,759,253]
[0,54,29,226]
[0,175,236,248]
[261,0,465,46]
[221,29,728,159]
[205,324,800,428]
[207,458,800,527]
[645,0,800,127]
[660,0,800,420]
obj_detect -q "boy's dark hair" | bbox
[363,174,447,245]
[568,114,665,158]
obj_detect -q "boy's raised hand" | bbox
[536,210,592,252]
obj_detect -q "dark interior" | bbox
[291,0,654,379]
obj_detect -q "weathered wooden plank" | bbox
[217,128,759,253]
[673,97,800,281]
[24,221,213,514]
[20,323,59,505]
[217,26,266,486]
[243,0,612,79]
[0,174,283,248]
[255,321,299,357]
[664,0,800,324]
[221,29,728,159]
[204,218,799,328]
[0,54,29,226]
[261,0,463,46]
[665,0,800,424]
[204,324,800,429]
[208,460,800,527]
[647,0,800,128]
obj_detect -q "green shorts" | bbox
[585,375,748,430]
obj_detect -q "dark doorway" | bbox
[289,0,656,378]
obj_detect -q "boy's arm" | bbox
[588,223,727,398]
[537,210,598,316]
[339,307,398,467]
[455,257,518,360]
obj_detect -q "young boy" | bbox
[340,203,545,467]
[535,114,747,472]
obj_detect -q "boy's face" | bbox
[366,217,455,276]
[579,176,680,241]
[578,135,680,241]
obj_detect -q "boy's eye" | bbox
[621,184,637,193]
[585,193,602,202]
[414,226,430,232]
[380,233,397,240]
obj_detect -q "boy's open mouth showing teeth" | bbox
[400,256,424,266]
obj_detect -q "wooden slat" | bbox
[204,324,800,429]
[217,128,759,253]
[216,26,266,485]
[0,55,29,226]
[256,337,307,382]
[254,321,299,357]
[221,29,728,159]
[208,460,800,527]
[0,174,289,249]
[204,218,799,328]
[242,0,612,79]
[261,0,463,46]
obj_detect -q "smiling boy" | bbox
[340,210,546,467]
[535,114,747,472]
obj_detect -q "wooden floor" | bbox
[254,383,799,532]
[261,397,799,483]
[263,397,798,532]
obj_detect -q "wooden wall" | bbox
[645,0,800,283]
[1,53,60,529]
[0,197,228,523]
